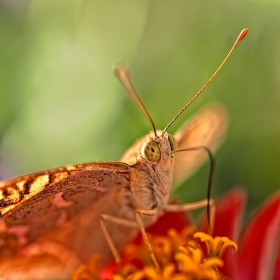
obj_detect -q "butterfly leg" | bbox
[99,214,137,270]
[164,199,216,231]
[100,209,161,273]
[165,199,214,211]
[135,208,161,274]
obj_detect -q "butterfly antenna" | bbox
[164,28,248,133]
[114,63,157,137]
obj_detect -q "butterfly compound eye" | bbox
[141,141,161,162]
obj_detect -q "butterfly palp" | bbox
[167,135,177,151]
[141,141,161,162]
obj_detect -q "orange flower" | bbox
[73,227,237,279]
[73,188,280,280]
[198,188,280,279]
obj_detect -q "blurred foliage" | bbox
[0,0,280,223]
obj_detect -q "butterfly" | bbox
[0,29,248,279]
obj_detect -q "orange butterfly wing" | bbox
[0,162,136,278]
[174,104,228,187]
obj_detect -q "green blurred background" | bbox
[0,1,279,223]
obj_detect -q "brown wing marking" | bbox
[173,104,228,187]
[0,161,132,259]
[0,161,130,211]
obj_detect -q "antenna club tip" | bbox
[237,28,249,42]
[113,62,130,79]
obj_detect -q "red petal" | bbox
[237,191,280,280]
[197,187,246,278]
[100,262,118,279]
[146,211,191,235]
[273,243,280,280]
